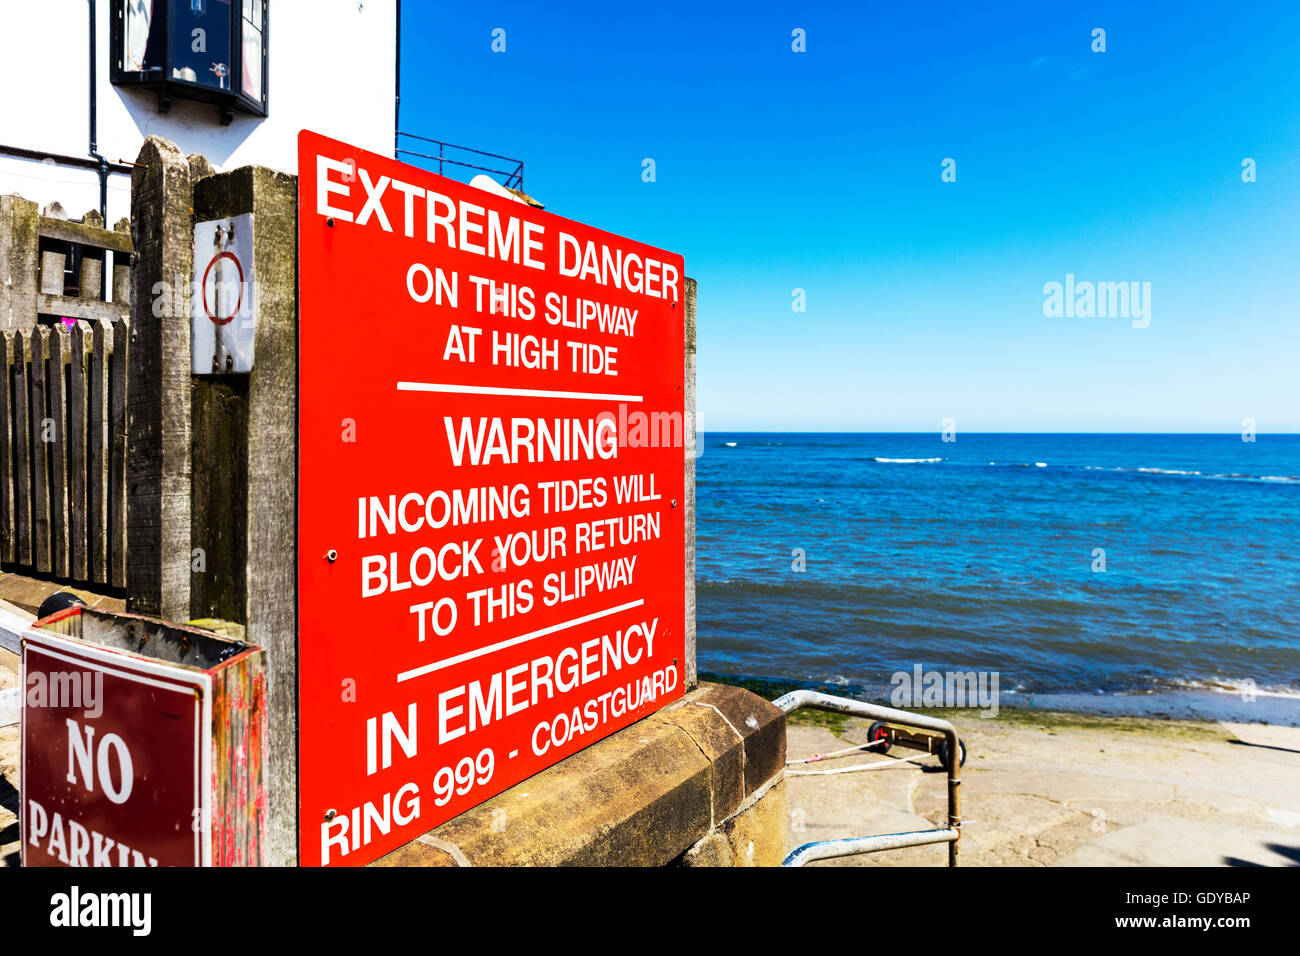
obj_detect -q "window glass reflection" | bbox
[171,0,233,89]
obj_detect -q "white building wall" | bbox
[0,0,396,223]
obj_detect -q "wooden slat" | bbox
[78,255,103,302]
[69,323,89,582]
[112,257,131,307]
[211,651,268,865]
[48,328,70,579]
[109,318,129,589]
[36,293,128,323]
[37,217,134,254]
[39,251,65,296]
[30,327,50,573]
[0,332,13,563]
[88,320,110,585]
[12,330,31,566]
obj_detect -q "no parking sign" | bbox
[192,213,255,373]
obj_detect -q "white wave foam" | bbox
[1162,678,1300,700]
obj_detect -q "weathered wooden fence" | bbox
[0,195,131,588]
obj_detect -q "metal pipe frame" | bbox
[0,144,132,176]
[773,689,962,867]
[395,132,525,190]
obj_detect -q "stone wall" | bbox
[372,682,788,867]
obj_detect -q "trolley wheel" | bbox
[867,721,891,755]
[937,738,967,771]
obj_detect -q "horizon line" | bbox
[697,429,1300,436]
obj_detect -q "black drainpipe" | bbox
[394,0,402,155]
[88,0,109,226]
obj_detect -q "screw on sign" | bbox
[297,130,687,865]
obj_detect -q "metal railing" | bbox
[774,690,962,867]
[395,132,524,190]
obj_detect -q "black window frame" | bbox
[110,0,269,125]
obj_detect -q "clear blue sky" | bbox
[398,1,1300,432]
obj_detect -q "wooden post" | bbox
[128,140,297,863]
[192,163,299,866]
[127,136,192,621]
[0,195,38,332]
[245,168,298,868]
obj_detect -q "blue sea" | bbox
[695,433,1300,723]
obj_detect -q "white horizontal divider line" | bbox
[398,381,644,403]
[396,598,647,683]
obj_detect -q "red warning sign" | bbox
[297,131,687,865]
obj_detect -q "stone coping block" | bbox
[372,682,786,867]
[0,570,125,616]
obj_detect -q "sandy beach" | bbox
[784,707,1300,866]
[4,626,1297,867]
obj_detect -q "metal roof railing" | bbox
[395,132,524,190]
